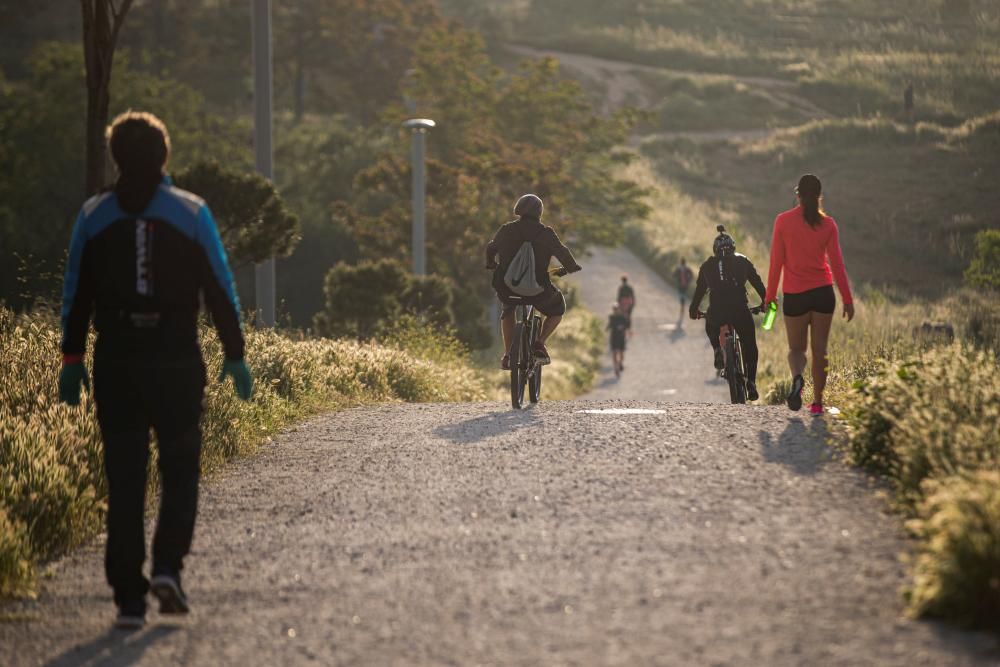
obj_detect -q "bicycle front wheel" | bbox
[510,322,526,409]
[726,335,746,404]
[528,316,543,403]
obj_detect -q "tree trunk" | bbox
[81,0,134,197]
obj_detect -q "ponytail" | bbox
[795,173,825,229]
[801,194,824,229]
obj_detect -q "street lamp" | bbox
[252,0,275,327]
[403,118,435,276]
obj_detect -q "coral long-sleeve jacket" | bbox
[765,206,853,305]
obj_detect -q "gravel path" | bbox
[3,249,996,666]
[571,245,728,404]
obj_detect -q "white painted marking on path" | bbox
[576,408,667,415]
[659,389,678,395]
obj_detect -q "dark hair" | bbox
[513,193,543,219]
[796,174,825,229]
[107,110,171,214]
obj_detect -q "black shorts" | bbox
[499,287,566,317]
[783,285,836,317]
[610,337,626,351]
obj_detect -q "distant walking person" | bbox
[617,275,635,327]
[608,303,629,377]
[673,258,694,324]
[765,174,854,415]
[903,81,914,122]
[59,111,253,628]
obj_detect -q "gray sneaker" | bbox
[151,574,190,615]
[115,599,146,630]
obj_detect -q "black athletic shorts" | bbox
[783,284,836,317]
[499,287,566,317]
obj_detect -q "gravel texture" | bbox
[3,247,996,666]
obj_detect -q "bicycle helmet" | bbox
[713,225,736,258]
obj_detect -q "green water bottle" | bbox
[762,301,778,331]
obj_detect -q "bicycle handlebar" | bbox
[695,304,765,319]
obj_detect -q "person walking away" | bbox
[617,275,636,328]
[608,302,629,377]
[486,194,582,369]
[689,226,766,401]
[673,258,694,325]
[765,174,854,415]
[59,111,253,629]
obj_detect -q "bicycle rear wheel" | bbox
[528,317,543,403]
[509,322,525,409]
[726,335,746,404]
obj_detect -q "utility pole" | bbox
[252,0,275,327]
[402,118,435,276]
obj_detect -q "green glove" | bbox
[219,359,253,401]
[59,362,90,406]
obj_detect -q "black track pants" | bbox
[93,354,206,605]
[705,308,759,383]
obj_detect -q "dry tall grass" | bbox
[0,307,488,597]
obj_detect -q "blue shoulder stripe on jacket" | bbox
[60,191,120,333]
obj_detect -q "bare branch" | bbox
[110,0,134,47]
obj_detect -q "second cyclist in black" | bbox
[689,226,766,400]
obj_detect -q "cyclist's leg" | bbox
[499,299,516,352]
[734,309,758,382]
[809,312,835,405]
[537,289,566,344]
[704,311,722,351]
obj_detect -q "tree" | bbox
[313,259,456,339]
[81,0,134,195]
[174,161,300,268]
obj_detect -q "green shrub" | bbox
[907,471,1000,628]
[964,229,1000,291]
[846,344,1000,509]
[314,259,457,339]
[844,344,1000,629]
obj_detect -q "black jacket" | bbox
[690,253,766,317]
[60,176,244,361]
[486,216,581,294]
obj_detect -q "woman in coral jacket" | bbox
[765,174,855,415]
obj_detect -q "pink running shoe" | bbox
[809,403,824,416]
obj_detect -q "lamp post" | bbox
[252,0,275,327]
[402,118,435,276]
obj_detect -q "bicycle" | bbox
[504,267,568,410]
[695,304,764,404]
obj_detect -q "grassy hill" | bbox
[640,112,1000,297]
[465,0,1000,123]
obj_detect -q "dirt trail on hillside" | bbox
[507,44,831,143]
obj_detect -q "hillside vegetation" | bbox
[641,111,1000,297]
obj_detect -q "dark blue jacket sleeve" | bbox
[60,209,95,357]
[195,204,245,361]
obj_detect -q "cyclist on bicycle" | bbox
[486,194,582,369]
[689,225,766,400]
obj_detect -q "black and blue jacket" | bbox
[61,176,244,362]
